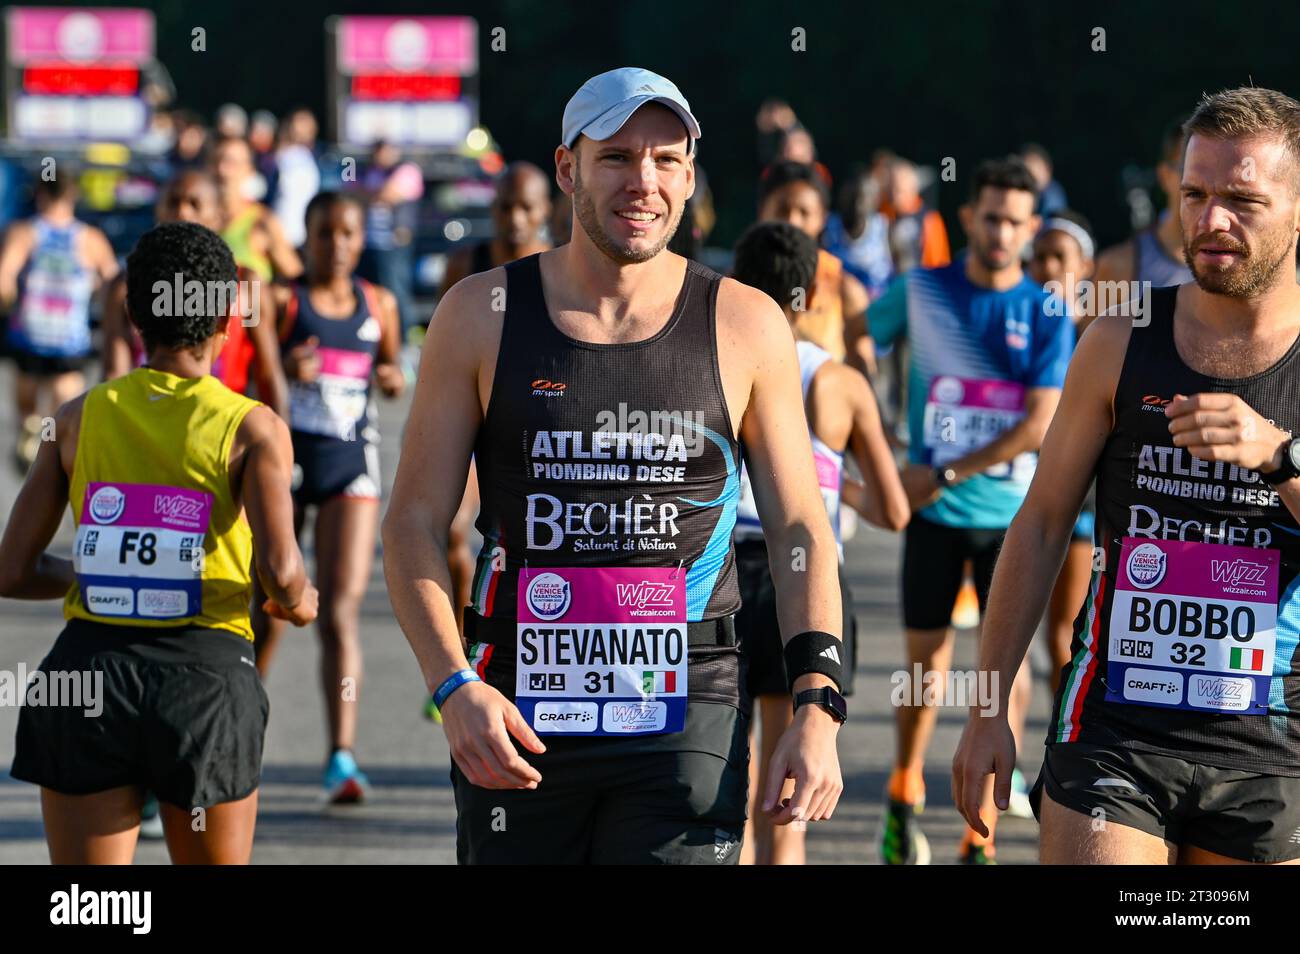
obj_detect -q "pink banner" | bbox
[927,375,1024,411]
[317,346,374,379]
[7,8,154,64]
[81,482,212,533]
[1117,537,1278,602]
[337,16,476,75]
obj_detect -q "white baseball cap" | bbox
[562,67,701,154]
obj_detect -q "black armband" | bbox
[783,630,844,694]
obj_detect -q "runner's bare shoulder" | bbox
[713,275,790,358]
[427,264,507,364]
[1072,310,1136,422]
[230,404,289,480]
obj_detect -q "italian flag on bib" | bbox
[643,670,676,694]
[1230,647,1264,672]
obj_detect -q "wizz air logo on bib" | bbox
[616,581,675,609]
[1210,558,1269,596]
[1209,559,1268,587]
[154,494,204,523]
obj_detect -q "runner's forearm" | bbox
[944,415,1047,480]
[255,552,307,609]
[1,554,74,599]
[382,522,470,692]
[1275,475,1300,525]
[767,519,843,644]
[978,507,1073,710]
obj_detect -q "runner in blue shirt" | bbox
[868,156,1074,864]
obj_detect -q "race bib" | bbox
[289,347,373,439]
[922,375,1033,480]
[735,448,840,538]
[73,482,212,620]
[1105,537,1278,713]
[516,566,688,736]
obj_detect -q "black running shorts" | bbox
[9,349,89,376]
[291,430,380,506]
[734,536,857,697]
[901,513,1005,630]
[1031,740,1300,863]
[11,618,269,809]
[452,701,749,865]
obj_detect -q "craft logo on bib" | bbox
[933,375,963,404]
[88,485,126,524]
[526,572,571,620]
[1126,542,1167,589]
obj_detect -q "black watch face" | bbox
[798,687,847,721]
[827,688,848,721]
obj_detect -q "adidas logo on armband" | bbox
[819,646,841,665]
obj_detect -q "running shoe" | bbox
[139,792,165,840]
[323,749,371,805]
[880,797,930,865]
[1007,767,1033,819]
[959,842,997,865]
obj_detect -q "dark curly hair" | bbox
[969,155,1039,204]
[304,189,365,232]
[757,160,831,211]
[732,220,819,311]
[125,222,237,352]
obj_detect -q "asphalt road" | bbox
[0,359,1051,864]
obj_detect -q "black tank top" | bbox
[468,241,494,277]
[280,278,381,442]
[1051,286,1300,775]
[469,253,741,624]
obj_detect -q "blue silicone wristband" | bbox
[433,669,481,708]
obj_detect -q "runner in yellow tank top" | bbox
[211,134,302,281]
[0,222,317,865]
[222,203,275,280]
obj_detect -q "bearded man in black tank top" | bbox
[383,68,848,865]
[955,86,1300,865]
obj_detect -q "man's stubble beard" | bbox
[1184,226,1296,299]
[571,163,684,265]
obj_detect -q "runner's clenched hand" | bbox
[1166,393,1290,472]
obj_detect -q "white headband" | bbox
[1043,217,1095,261]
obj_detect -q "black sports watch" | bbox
[793,686,848,724]
[934,466,958,488]
[1260,437,1300,485]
